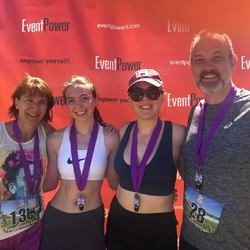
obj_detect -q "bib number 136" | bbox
[10,208,35,224]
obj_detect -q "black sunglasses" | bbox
[128,86,163,102]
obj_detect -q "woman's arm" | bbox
[172,123,186,179]
[105,130,120,190]
[43,131,61,192]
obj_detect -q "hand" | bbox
[104,124,119,136]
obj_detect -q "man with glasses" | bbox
[180,30,250,249]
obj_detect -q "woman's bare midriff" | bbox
[50,179,103,213]
[116,185,174,214]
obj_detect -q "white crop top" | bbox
[57,124,108,181]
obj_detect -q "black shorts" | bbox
[40,203,105,250]
[105,196,178,250]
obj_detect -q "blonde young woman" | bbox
[40,75,119,250]
[106,69,185,250]
[0,75,54,250]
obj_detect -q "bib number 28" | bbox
[190,202,206,223]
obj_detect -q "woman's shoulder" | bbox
[42,123,55,136]
[119,121,134,138]
[46,127,69,154]
[163,120,185,130]
[170,122,186,146]
[104,130,120,155]
[0,121,10,142]
[171,122,186,132]
[3,121,13,131]
[47,127,67,142]
[103,124,120,149]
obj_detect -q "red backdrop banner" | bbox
[1,0,250,237]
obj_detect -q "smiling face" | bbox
[15,93,48,126]
[64,84,96,122]
[191,35,236,101]
[9,75,54,123]
[128,81,164,121]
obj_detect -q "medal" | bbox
[196,193,204,205]
[195,168,203,192]
[77,194,85,211]
[134,193,140,212]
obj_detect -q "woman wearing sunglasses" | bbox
[40,75,119,250]
[0,74,54,250]
[106,69,185,250]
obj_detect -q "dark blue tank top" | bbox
[115,121,176,196]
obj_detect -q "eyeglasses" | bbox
[128,87,163,102]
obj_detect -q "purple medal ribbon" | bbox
[13,120,40,194]
[131,118,162,193]
[70,121,99,191]
[196,85,237,165]
[195,85,237,191]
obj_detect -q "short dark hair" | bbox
[9,74,54,123]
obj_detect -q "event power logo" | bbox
[166,93,202,107]
[95,56,141,71]
[21,18,70,32]
[167,20,190,33]
[241,56,250,70]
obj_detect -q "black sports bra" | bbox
[115,121,176,196]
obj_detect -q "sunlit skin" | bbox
[64,85,96,125]
[43,80,120,214]
[128,82,164,122]
[14,93,48,141]
[114,81,185,213]
[191,36,237,104]
[45,84,104,212]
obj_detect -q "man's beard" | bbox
[197,70,226,95]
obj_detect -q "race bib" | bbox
[184,186,224,233]
[0,194,41,233]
